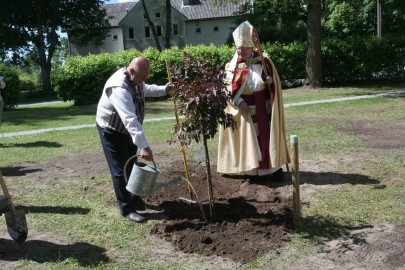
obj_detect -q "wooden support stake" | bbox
[166,60,193,200]
[291,135,301,229]
[179,197,197,205]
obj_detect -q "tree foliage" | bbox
[169,52,236,221]
[227,0,405,88]
[231,0,405,43]
[232,0,307,44]
[323,0,405,38]
[169,52,236,145]
[0,0,110,92]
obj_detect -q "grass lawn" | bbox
[0,85,404,269]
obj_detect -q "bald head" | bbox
[127,56,150,85]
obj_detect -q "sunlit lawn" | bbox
[0,85,404,269]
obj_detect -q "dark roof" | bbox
[104,1,138,26]
[171,0,245,20]
[104,0,244,25]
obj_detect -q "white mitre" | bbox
[232,21,254,47]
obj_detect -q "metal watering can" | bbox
[124,155,182,197]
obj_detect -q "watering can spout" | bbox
[154,176,183,191]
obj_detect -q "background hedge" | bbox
[0,63,21,110]
[5,35,393,105]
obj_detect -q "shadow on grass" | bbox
[25,205,91,215]
[250,170,379,189]
[299,171,380,186]
[1,166,43,176]
[0,141,62,148]
[299,214,373,242]
[0,239,108,267]
[4,104,97,126]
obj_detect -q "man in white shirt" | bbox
[96,56,173,223]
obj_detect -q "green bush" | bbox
[184,44,234,68]
[159,46,185,82]
[322,36,405,84]
[54,50,140,105]
[54,37,404,105]
[143,47,167,85]
[0,63,21,110]
[18,71,54,102]
[54,46,237,105]
[264,41,306,87]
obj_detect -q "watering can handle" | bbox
[137,154,157,169]
[123,154,157,183]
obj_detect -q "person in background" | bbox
[0,76,5,126]
[96,56,174,223]
[217,21,290,184]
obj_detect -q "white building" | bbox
[68,0,246,56]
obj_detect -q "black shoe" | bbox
[271,168,284,182]
[243,175,259,184]
[126,212,145,223]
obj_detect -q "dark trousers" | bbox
[97,125,145,216]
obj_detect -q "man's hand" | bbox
[165,82,177,96]
[140,147,153,161]
[265,76,273,85]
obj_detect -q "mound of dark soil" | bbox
[147,161,295,263]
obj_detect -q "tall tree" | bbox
[323,0,405,38]
[140,0,172,50]
[0,0,110,92]
[222,0,323,88]
[305,0,322,87]
[164,0,172,49]
[233,0,307,43]
[219,0,405,88]
[141,0,162,51]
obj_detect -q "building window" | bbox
[145,26,150,38]
[183,0,199,6]
[214,26,219,32]
[156,25,162,36]
[129,27,134,39]
[155,12,161,18]
[173,24,179,35]
[112,35,118,40]
[196,27,201,33]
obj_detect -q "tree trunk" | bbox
[141,0,162,51]
[36,29,58,93]
[164,0,172,49]
[304,0,322,88]
[39,63,52,93]
[203,134,215,222]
